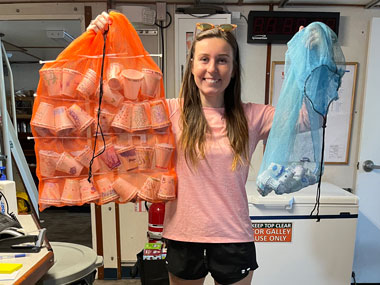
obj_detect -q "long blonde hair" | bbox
[179,28,249,170]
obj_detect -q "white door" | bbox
[352,17,380,283]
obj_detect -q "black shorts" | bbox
[164,239,259,285]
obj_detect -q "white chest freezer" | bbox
[247,181,358,285]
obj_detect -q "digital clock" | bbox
[247,11,340,44]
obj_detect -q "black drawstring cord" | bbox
[88,27,109,183]
[0,192,21,225]
[303,66,340,222]
[310,116,327,222]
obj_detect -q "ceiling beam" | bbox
[2,40,43,61]
[279,0,289,8]
[365,0,380,8]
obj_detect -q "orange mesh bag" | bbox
[32,11,177,211]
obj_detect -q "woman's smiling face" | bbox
[191,37,234,108]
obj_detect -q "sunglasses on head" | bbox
[196,23,237,33]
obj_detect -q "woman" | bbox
[88,12,275,285]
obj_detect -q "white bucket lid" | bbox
[38,242,103,284]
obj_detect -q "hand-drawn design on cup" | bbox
[39,150,60,177]
[95,108,115,133]
[138,176,161,203]
[40,182,61,207]
[111,103,132,132]
[141,68,162,99]
[80,178,100,203]
[61,179,81,204]
[62,68,83,97]
[54,106,76,136]
[135,146,154,170]
[158,175,176,200]
[97,144,121,169]
[107,63,123,90]
[39,68,62,97]
[72,145,100,172]
[121,69,144,100]
[112,177,138,203]
[67,104,95,133]
[131,103,151,131]
[150,100,171,131]
[56,152,84,176]
[154,143,174,169]
[117,145,138,171]
[77,68,98,98]
[102,82,124,107]
[31,102,55,136]
[96,177,119,204]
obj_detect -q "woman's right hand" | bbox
[86,11,112,34]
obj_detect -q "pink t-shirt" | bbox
[163,98,274,243]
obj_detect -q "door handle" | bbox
[363,160,380,172]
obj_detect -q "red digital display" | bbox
[247,11,340,44]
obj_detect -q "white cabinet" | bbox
[174,14,231,97]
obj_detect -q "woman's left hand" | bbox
[299,25,320,49]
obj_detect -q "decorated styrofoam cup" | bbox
[95,108,115,133]
[150,100,171,130]
[111,103,132,132]
[107,63,123,90]
[31,102,55,135]
[79,178,100,204]
[39,68,62,97]
[135,146,154,170]
[56,152,84,176]
[121,69,144,100]
[138,176,161,203]
[40,181,61,208]
[61,179,81,205]
[112,177,138,203]
[77,68,98,98]
[62,68,83,97]
[67,104,94,133]
[97,144,121,170]
[141,68,162,99]
[102,82,124,107]
[96,177,119,204]
[54,106,76,136]
[116,145,138,171]
[131,103,151,131]
[73,145,100,172]
[158,175,176,201]
[92,155,111,173]
[39,150,60,177]
[34,127,54,137]
[154,143,174,169]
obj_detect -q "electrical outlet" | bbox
[231,11,241,20]
[156,2,166,21]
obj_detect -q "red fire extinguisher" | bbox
[148,202,165,240]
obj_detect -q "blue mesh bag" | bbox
[257,22,346,197]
